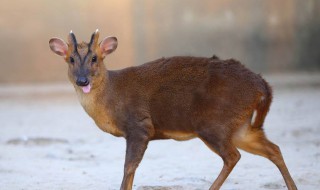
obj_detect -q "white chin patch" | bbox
[81,84,91,94]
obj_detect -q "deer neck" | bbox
[74,70,107,112]
[74,71,122,136]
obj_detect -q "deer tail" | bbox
[251,80,273,130]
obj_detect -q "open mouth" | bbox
[81,83,91,94]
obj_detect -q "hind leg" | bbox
[234,129,297,190]
[199,130,241,190]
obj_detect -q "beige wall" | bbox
[0,0,319,83]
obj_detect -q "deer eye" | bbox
[70,57,74,63]
[92,55,97,63]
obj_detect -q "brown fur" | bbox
[49,31,297,190]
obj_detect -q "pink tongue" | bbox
[81,84,91,94]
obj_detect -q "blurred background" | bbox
[1,1,320,189]
[0,0,319,83]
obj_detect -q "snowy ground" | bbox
[0,73,320,190]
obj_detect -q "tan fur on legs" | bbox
[234,129,297,190]
[199,131,241,190]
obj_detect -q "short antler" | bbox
[68,30,78,50]
[89,29,100,49]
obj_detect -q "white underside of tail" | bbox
[251,110,257,126]
[250,96,265,126]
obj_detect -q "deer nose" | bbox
[76,77,89,86]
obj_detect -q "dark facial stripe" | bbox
[69,32,80,63]
[82,49,91,66]
[77,50,92,77]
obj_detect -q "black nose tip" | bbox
[76,77,89,86]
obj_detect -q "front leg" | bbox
[120,133,150,190]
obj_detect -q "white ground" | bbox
[0,73,320,190]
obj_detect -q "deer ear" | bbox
[99,37,118,57]
[49,38,68,57]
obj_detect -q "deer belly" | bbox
[156,130,196,141]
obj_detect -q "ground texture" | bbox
[0,73,319,190]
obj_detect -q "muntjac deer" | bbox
[49,30,297,190]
